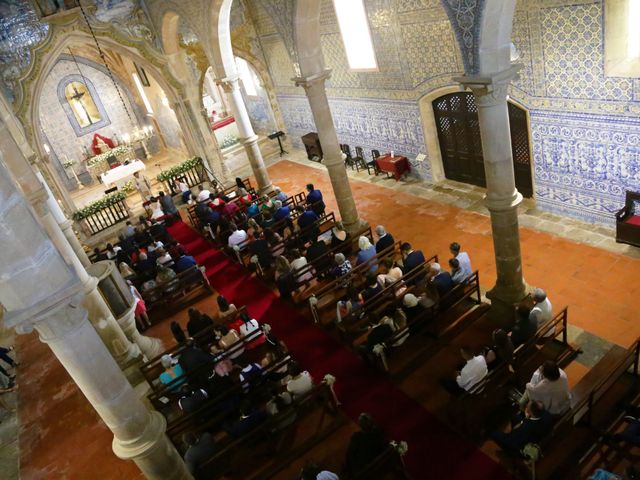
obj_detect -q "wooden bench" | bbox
[141,265,212,317]
[349,443,412,480]
[192,380,344,480]
[511,340,640,479]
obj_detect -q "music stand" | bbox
[268,131,288,156]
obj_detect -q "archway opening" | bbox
[432,92,533,197]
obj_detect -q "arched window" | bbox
[64,81,102,127]
[58,74,110,136]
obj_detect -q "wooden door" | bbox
[433,93,534,197]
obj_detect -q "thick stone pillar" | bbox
[294,71,363,233]
[172,97,229,183]
[457,67,527,309]
[36,171,91,267]
[88,260,163,360]
[34,298,191,480]
[218,76,272,193]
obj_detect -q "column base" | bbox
[343,217,369,236]
[113,411,192,480]
[117,307,164,361]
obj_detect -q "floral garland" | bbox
[72,191,127,220]
[156,157,203,183]
[220,134,240,149]
[121,180,134,194]
[86,145,132,168]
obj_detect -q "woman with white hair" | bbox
[356,236,378,273]
[331,253,352,279]
[274,186,288,202]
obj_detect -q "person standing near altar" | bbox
[134,171,152,202]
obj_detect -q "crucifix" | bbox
[68,83,95,126]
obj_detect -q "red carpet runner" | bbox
[169,221,512,479]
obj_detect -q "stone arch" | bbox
[477,0,517,75]
[21,29,184,164]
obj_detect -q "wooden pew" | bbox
[510,340,640,480]
[449,307,581,436]
[188,380,345,480]
[366,272,484,376]
[306,241,403,325]
[141,265,212,317]
[140,306,249,387]
[349,443,413,480]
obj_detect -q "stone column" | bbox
[172,97,229,183]
[218,76,272,193]
[36,171,91,267]
[33,297,191,480]
[294,71,363,233]
[457,67,527,309]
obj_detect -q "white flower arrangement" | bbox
[391,441,409,456]
[62,159,75,169]
[87,145,132,168]
[323,374,336,386]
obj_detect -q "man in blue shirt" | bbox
[306,183,325,215]
[296,205,319,242]
[174,253,197,273]
[273,200,291,221]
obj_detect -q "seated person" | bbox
[376,257,403,290]
[442,347,487,395]
[449,241,472,281]
[274,255,297,299]
[402,293,427,324]
[155,248,174,268]
[400,242,426,281]
[300,464,339,480]
[238,312,266,349]
[290,249,314,284]
[177,386,209,413]
[356,236,378,273]
[296,205,320,242]
[187,308,214,344]
[158,191,179,217]
[118,261,136,280]
[518,360,571,416]
[510,303,537,347]
[171,321,187,344]
[177,177,192,204]
[105,243,122,260]
[159,354,186,391]
[374,225,395,253]
[195,200,220,230]
[223,400,268,438]
[274,186,288,203]
[183,431,217,480]
[490,400,553,457]
[606,405,640,446]
[306,239,332,274]
[227,223,248,249]
[530,288,554,336]
[429,262,454,297]
[360,314,396,355]
[216,325,244,359]
[217,295,238,324]
[265,228,285,257]
[167,240,187,260]
[286,362,314,398]
[336,287,363,323]
[273,200,291,222]
[174,252,197,273]
[246,201,260,218]
[485,328,515,370]
[449,258,464,284]
[305,183,326,215]
[93,247,108,262]
[344,413,388,476]
[331,253,352,281]
[330,224,350,251]
[249,231,273,269]
[359,272,383,303]
[179,339,217,387]
[239,362,264,393]
[222,199,240,220]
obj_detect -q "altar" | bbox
[101,160,146,188]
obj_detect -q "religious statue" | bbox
[91,133,115,156]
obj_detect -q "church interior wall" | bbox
[245,0,640,227]
[38,57,141,188]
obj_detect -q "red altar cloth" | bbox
[376,154,410,180]
[212,116,235,130]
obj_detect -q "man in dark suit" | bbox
[374,225,394,253]
[400,242,426,284]
[183,431,217,480]
[490,400,553,456]
[511,303,538,347]
[429,262,455,296]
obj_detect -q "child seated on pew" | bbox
[490,400,553,457]
[484,329,515,371]
[336,287,363,324]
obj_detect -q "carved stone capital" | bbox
[293,69,332,90]
[454,63,522,106]
[216,75,240,93]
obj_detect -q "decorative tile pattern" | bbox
[531,110,640,225]
[262,38,296,87]
[439,0,485,74]
[321,34,361,90]
[400,20,460,88]
[511,9,534,96]
[541,3,633,101]
[277,94,431,181]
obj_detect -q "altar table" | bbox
[376,154,410,180]
[100,160,146,187]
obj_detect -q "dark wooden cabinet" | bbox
[302,132,322,161]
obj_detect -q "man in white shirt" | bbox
[520,360,570,416]
[450,242,472,282]
[227,223,248,248]
[530,288,553,336]
[456,346,488,392]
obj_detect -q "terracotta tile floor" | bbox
[14,158,639,478]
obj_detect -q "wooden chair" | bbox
[353,146,367,172]
[342,144,355,170]
[367,150,381,176]
[616,190,640,247]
